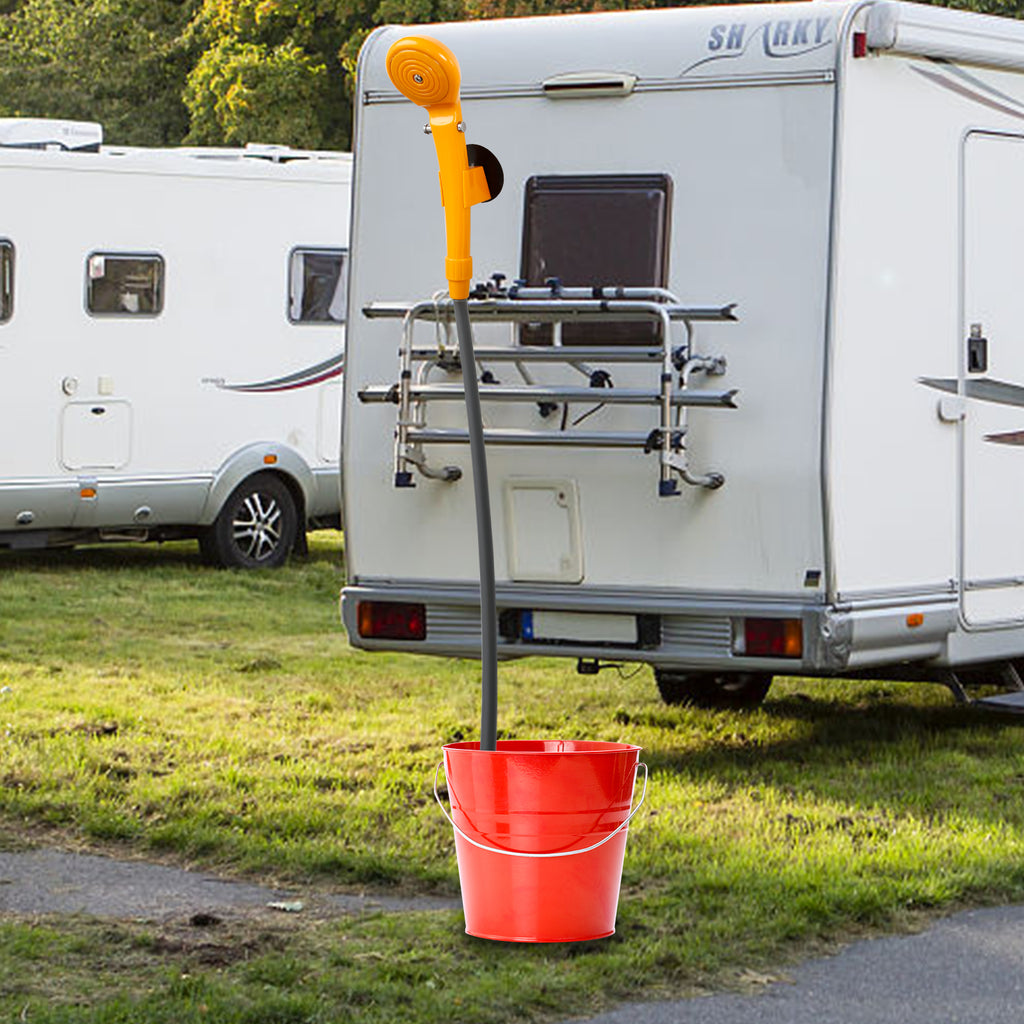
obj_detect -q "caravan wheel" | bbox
[200,472,298,569]
[654,669,772,710]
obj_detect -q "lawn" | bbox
[2,533,1024,1022]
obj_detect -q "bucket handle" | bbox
[433,760,648,859]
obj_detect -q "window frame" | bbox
[519,173,673,346]
[85,252,165,318]
[287,246,349,325]
[0,239,13,324]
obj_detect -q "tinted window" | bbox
[520,174,672,345]
[289,248,347,323]
[87,254,164,316]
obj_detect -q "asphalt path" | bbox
[0,848,460,920]
[568,904,1024,1024]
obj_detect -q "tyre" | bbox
[654,669,773,710]
[199,472,299,569]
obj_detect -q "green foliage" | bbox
[938,0,1024,14]
[182,0,469,150]
[467,0,664,19]
[0,0,200,145]
[183,35,330,146]
[182,0,346,147]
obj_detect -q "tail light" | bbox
[743,618,803,659]
[357,601,426,641]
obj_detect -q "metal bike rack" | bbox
[359,281,739,496]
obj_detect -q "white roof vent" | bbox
[0,119,102,151]
[243,142,306,163]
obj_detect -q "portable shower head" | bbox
[385,36,461,109]
[385,35,501,300]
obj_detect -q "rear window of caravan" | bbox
[0,240,12,323]
[520,174,671,346]
[289,248,347,324]
[86,254,164,316]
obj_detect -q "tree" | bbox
[181,0,468,150]
[937,0,1024,13]
[0,0,199,145]
[183,35,331,146]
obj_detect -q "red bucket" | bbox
[436,740,646,942]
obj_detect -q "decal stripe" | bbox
[912,65,1024,123]
[230,366,343,394]
[938,60,1024,114]
[985,430,1024,446]
[919,376,1024,409]
[218,352,344,394]
[919,376,957,396]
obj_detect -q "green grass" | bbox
[3,534,1024,1021]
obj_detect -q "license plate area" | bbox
[508,610,659,648]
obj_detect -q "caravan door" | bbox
[960,131,1024,626]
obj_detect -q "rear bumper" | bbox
[340,580,959,674]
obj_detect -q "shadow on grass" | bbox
[640,686,1024,823]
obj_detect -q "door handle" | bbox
[968,323,988,374]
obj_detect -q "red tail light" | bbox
[744,618,802,659]
[357,601,426,641]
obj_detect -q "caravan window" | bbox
[289,248,347,324]
[520,174,672,345]
[0,241,12,322]
[86,254,164,316]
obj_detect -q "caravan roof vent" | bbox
[243,142,293,159]
[542,71,637,99]
[0,118,102,151]
[240,142,351,164]
[243,142,318,163]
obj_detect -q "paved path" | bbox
[0,848,460,921]
[569,904,1024,1024]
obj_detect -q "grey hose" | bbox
[453,298,498,751]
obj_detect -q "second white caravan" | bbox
[342,1,1024,709]
[0,121,351,567]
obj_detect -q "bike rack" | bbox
[359,281,739,496]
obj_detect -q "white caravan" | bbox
[342,1,1024,709]
[0,120,350,567]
